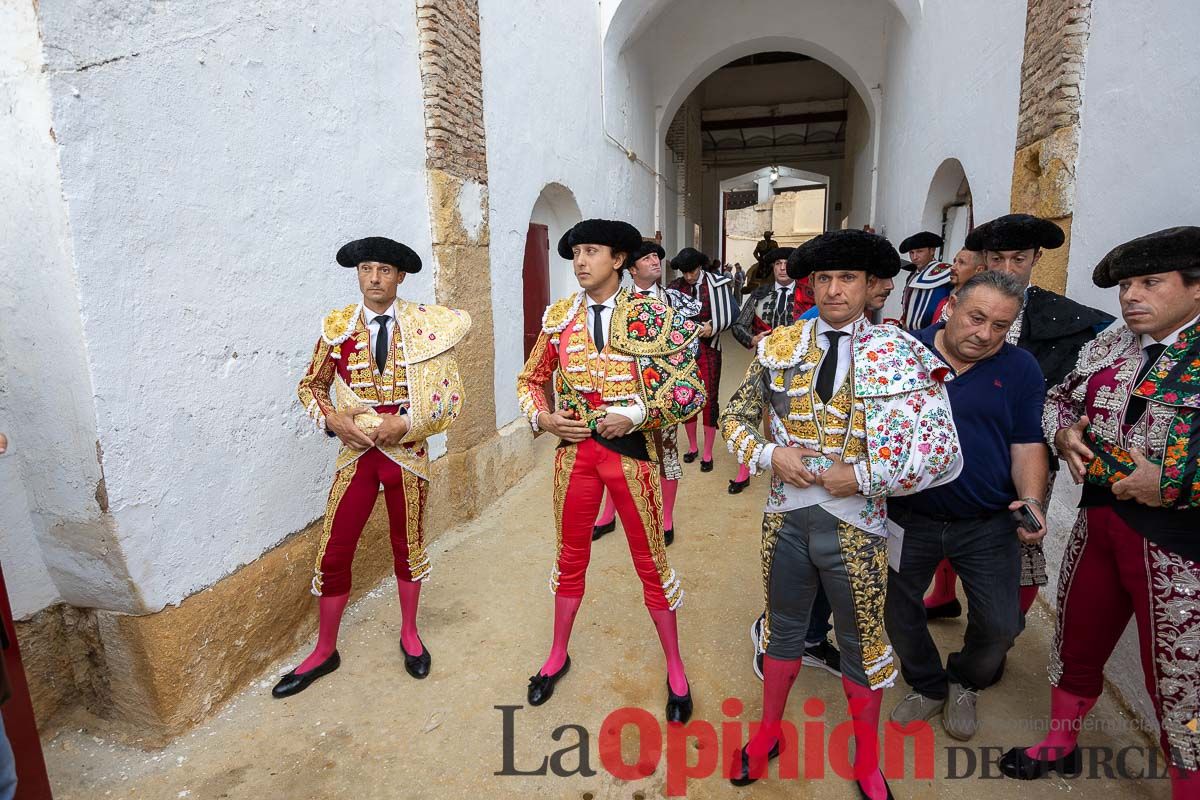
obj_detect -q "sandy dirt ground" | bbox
[41,340,1166,799]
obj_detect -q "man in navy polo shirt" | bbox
[885,270,1049,742]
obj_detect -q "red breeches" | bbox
[312,447,429,597]
[550,438,682,611]
[1053,506,1200,770]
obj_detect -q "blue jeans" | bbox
[0,712,16,800]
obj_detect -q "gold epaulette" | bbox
[541,293,585,334]
[321,303,362,346]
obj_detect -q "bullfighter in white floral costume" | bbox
[720,229,962,798]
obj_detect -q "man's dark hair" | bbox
[1181,266,1200,286]
[957,269,1025,303]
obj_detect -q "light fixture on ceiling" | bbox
[769,166,779,183]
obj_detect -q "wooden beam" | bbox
[701,110,847,132]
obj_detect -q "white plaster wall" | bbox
[35,0,434,611]
[1067,0,1200,317]
[482,0,651,428]
[0,2,130,617]
[873,1,1026,243]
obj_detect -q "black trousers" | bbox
[884,507,1023,698]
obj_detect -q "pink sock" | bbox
[843,676,887,800]
[595,492,616,526]
[396,578,423,656]
[734,464,750,482]
[661,479,678,530]
[296,593,350,673]
[702,426,717,461]
[540,595,583,676]
[649,608,689,696]
[1020,585,1039,615]
[1025,686,1098,759]
[683,418,699,453]
[1171,766,1200,800]
[746,655,801,758]
[924,559,958,608]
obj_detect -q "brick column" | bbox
[416,0,496,452]
[1010,0,1092,293]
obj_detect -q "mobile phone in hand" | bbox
[1012,504,1043,533]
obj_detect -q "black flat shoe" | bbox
[664,528,675,547]
[729,740,781,786]
[998,745,1082,780]
[592,520,616,541]
[925,598,962,619]
[666,679,693,724]
[855,775,896,799]
[527,656,571,706]
[683,450,699,464]
[700,459,714,472]
[728,478,750,494]
[272,651,340,698]
[401,638,431,679]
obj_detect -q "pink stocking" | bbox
[683,418,699,454]
[746,656,801,758]
[540,595,583,676]
[734,464,750,482]
[594,492,616,526]
[924,559,958,608]
[296,593,350,673]
[843,676,886,799]
[648,608,689,695]
[396,578,423,656]
[661,479,679,530]
[1019,585,1039,615]
[702,426,718,461]
[1025,686,1098,759]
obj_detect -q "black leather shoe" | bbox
[401,638,431,679]
[683,450,699,464]
[592,520,616,541]
[527,656,571,706]
[998,746,1082,780]
[925,598,962,619]
[728,478,750,494]
[729,740,781,786]
[664,528,675,547]
[854,775,896,799]
[700,459,714,472]
[665,679,693,724]
[272,651,340,698]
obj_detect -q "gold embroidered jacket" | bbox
[298,300,471,480]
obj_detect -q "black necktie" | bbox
[816,331,847,402]
[374,314,391,373]
[1123,342,1168,426]
[775,288,790,327]
[592,304,606,351]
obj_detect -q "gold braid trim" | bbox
[312,460,360,596]
[836,521,896,689]
[760,512,785,650]
[620,455,683,610]
[403,469,431,582]
[549,445,577,593]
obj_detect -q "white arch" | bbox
[529,182,584,301]
[921,157,973,256]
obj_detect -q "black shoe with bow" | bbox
[527,656,571,706]
[592,520,616,541]
[728,477,750,494]
[665,679,693,724]
[271,651,341,698]
[664,528,675,547]
[683,450,699,464]
[998,745,1082,780]
[700,459,714,472]
[729,739,781,786]
[401,638,431,679]
[925,598,962,619]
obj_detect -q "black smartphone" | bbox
[1012,504,1043,533]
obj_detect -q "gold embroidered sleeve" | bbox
[516,331,558,431]
[720,357,772,471]
[297,337,337,430]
